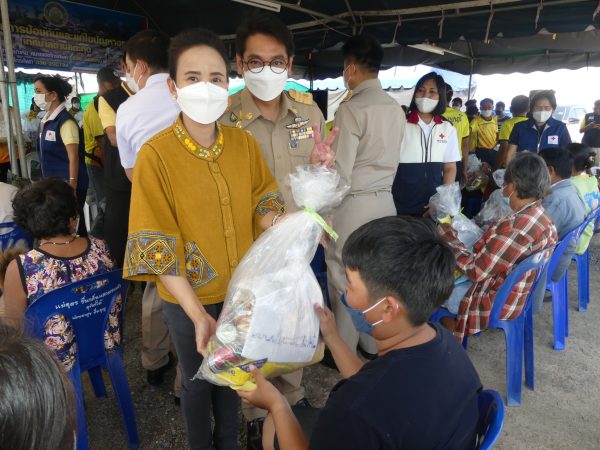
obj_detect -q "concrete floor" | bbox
[86,239,600,449]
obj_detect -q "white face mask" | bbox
[414,97,439,114]
[342,64,353,90]
[175,82,228,125]
[244,69,288,102]
[34,93,51,110]
[125,63,141,94]
[481,109,493,118]
[532,110,552,123]
[452,105,461,111]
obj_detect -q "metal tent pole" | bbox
[1,0,28,179]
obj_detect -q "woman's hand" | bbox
[310,124,338,168]
[314,304,338,343]
[193,312,217,357]
[237,365,288,412]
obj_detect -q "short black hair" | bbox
[496,101,505,108]
[504,152,550,200]
[96,66,121,86]
[568,143,596,172]
[539,148,573,180]
[510,95,530,116]
[12,178,78,240]
[342,216,455,326]
[124,29,170,71]
[169,28,230,80]
[0,323,75,450]
[480,98,494,108]
[236,13,294,57]
[409,72,447,116]
[452,97,463,106]
[342,33,383,73]
[465,99,477,107]
[34,76,72,102]
[530,90,557,111]
[594,99,600,107]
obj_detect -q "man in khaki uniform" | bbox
[326,34,406,359]
[219,13,327,449]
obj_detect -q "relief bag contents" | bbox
[195,165,348,390]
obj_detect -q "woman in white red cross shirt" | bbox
[392,72,461,216]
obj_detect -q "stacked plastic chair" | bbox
[24,270,139,450]
[0,221,33,251]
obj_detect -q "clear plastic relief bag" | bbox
[429,182,483,250]
[195,165,349,390]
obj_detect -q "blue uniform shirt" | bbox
[508,116,571,153]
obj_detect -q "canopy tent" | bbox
[67,0,600,76]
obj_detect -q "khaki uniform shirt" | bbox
[220,88,326,212]
[332,79,406,193]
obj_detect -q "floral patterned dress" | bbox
[18,237,119,370]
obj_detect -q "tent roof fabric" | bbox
[69,1,600,75]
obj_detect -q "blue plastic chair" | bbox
[570,207,600,312]
[543,225,584,351]
[431,248,552,406]
[477,389,505,449]
[0,221,33,251]
[24,270,139,450]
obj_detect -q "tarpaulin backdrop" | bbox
[5,0,147,71]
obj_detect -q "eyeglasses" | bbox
[243,58,288,74]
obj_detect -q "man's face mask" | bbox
[340,293,385,335]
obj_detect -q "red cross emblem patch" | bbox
[439,133,445,139]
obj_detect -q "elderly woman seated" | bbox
[2,178,117,370]
[439,152,557,341]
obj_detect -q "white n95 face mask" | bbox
[414,97,439,114]
[532,110,552,123]
[481,109,493,118]
[175,82,229,125]
[244,69,288,102]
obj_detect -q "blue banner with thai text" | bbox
[5,0,147,71]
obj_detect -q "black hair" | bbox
[342,33,383,73]
[342,216,455,326]
[169,28,230,80]
[0,323,75,450]
[445,83,453,103]
[539,148,573,180]
[452,97,463,106]
[530,90,557,111]
[466,104,479,120]
[495,101,505,109]
[12,178,78,240]
[568,143,596,172]
[480,98,494,108]
[504,152,550,200]
[124,29,170,71]
[34,76,72,102]
[510,95,530,116]
[409,72,447,117]
[594,99,600,107]
[236,13,294,57]
[465,99,477,107]
[96,66,121,86]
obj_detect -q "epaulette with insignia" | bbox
[341,90,353,103]
[287,89,313,105]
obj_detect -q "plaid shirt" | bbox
[440,201,557,342]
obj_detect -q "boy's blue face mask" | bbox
[340,293,386,335]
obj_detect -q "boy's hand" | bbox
[314,304,338,343]
[237,365,287,412]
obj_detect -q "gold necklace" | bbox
[39,235,78,246]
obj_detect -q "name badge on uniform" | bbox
[548,135,559,145]
[286,117,313,149]
[45,130,56,142]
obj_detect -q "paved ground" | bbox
[86,239,600,450]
